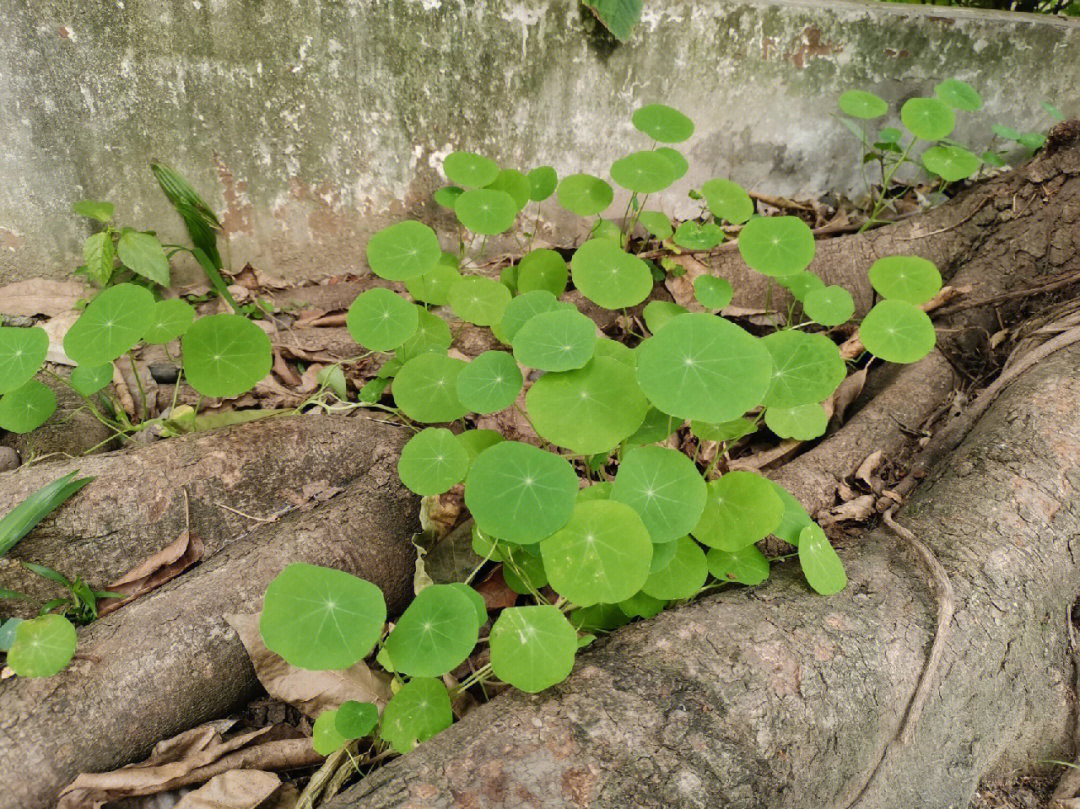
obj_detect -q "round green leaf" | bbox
[456,350,523,413]
[765,402,828,440]
[798,523,847,594]
[490,605,577,693]
[447,582,488,627]
[691,418,756,443]
[778,271,825,302]
[993,124,1021,141]
[935,78,982,111]
[380,678,453,754]
[527,166,558,201]
[610,151,678,194]
[336,701,379,739]
[512,308,597,372]
[592,337,636,368]
[433,186,464,209]
[737,216,816,277]
[448,275,512,326]
[637,211,673,240]
[692,471,783,551]
[517,249,568,297]
[0,380,56,433]
[312,710,348,755]
[63,283,155,366]
[921,144,980,183]
[260,563,386,670]
[693,275,733,310]
[901,97,955,141]
[868,255,942,305]
[406,254,461,306]
[0,326,48,394]
[383,584,479,677]
[455,189,518,235]
[636,313,773,423]
[142,299,195,345]
[181,314,272,398]
[443,151,499,188]
[673,221,724,251]
[70,363,113,396]
[618,592,666,618]
[346,288,419,352]
[397,306,453,361]
[392,353,468,422]
[981,150,1007,168]
[761,330,846,409]
[457,428,504,462]
[540,500,653,607]
[486,169,531,211]
[570,239,652,310]
[858,300,936,363]
[578,481,613,502]
[701,178,754,224]
[655,147,689,181]
[526,356,649,455]
[804,285,855,326]
[624,407,682,446]
[642,535,707,600]
[649,537,679,572]
[612,446,707,544]
[556,174,614,217]
[366,221,442,281]
[501,544,548,595]
[6,614,76,678]
[0,618,24,651]
[493,289,559,344]
[643,301,687,334]
[73,199,115,223]
[398,427,470,495]
[838,90,888,119]
[632,104,694,143]
[464,441,578,544]
[706,545,770,586]
[769,480,814,546]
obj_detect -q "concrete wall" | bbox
[1,0,1077,285]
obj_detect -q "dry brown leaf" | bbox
[174,770,281,809]
[837,480,859,502]
[272,350,302,388]
[822,494,877,525]
[225,613,392,719]
[828,366,869,428]
[662,254,711,310]
[42,310,81,365]
[57,722,320,809]
[0,278,87,317]
[99,531,204,617]
[273,327,357,362]
[855,450,884,489]
[296,363,326,394]
[474,566,518,611]
[420,487,464,539]
[727,440,802,472]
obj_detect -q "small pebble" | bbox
[0,446,20,473]
[149,363,180,384]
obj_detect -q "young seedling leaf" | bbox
[0,471,93,557]
[706,545,770,586]
[527,356,649,455]
[0,380,56,434]
[63,283,155,366]
[405,253,461,306]
[6,614,77,678]
[868,255,942,305]
[935,78,982,111]
[901,97,955,141]
[516,249,568,297]
[494,289,560,344]
[366,221,442,281]
[82,231,115,286]
[73,199,115,223]
[637,210,673,240]
[69,363,113,396]
[512,308,597,372]
[765,402,829,440]
[612,446,706,544]
[465,441,578,544]
[922,145,980,182]
[117,230,170,286]
[490,605,577,693]
[456,350,523,414]
[260,563,386,670]
[798,523,847,594]
[182,314,272,398]
[346,288,419,352]
[443,151,500,188]
[737,216,816,277]
[631,103,694,143]
[380,678,453,754]
[142,299,196,345]
[486,169,531,211]
[0,326,48,394]
[392,353,468,423]
[556,174,614,217]
[803,285,855,327]
[643,301,688,334]
[761,330,846,409]
[448,275,512,326]
[692,471,783,552]
[312,710,348,755]
[838,90,889,119]
[383,583,480,677]
[858,300,936,363]
[336,701,379,739]
[610,150,678,194]
[642,535,707,599]
[673,221,724,251]
[398,427,470,496]
[693,275,733,310]
[540,500,653,607]
[455,189,518,235]
[571,238,653,310]
[701,178,754,224]
[636,313,773,423]
[527,166,558,201]
[433,186,464,209]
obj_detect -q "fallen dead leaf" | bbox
[41,310,81,366]
[0,278,87,317]
[822,494,877,525]
[99,531,205,617]
[828,366,869,428]
[474,566,518,611]
[174,770,281,809]
[272,350,302,388]
[226,613,392,719]
[855,450,885,489]
[420,487,464,539]
[57,722,320,809]
[663,254,711,310]
[728,440,802,472]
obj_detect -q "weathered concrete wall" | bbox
[0,0,1077,284]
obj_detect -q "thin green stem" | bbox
[454,662,494,693]
[860,137,918,233]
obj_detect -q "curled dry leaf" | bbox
[272,349,302,388]
[855,450,885,489]
[98,531,205,617]
[225,613,392,719]
[474,565,518,611]
[663,254,710,311]
[0,278,88,317]
[174,769,282,809]
[821,494,877,526]
[419,487,464,539]
[828,365,869,428]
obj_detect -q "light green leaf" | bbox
[612,446,706,544]
[448,275,512,326]
[383,584,479,677]
[380,678,453,754]
[582,0,643,41]
[610,151,677,194]
[433,186,464,209]
[490,605,577,692]
[556,174,613,217]
[512,308,597,372]
[858,300,936,363]
[516,249,568,297]
[655,148,689,181]
[6,614,76,677]
[117,231,170,286]
[778,271,825,302]
[642,301,687,334]
[312,710,348,755]
[693,275,733,310]
[486,169,531,211]
[631,103,694,143]
[527,166,558,201]
[0,471,93,558]
[0,380,56,434]
[571,238,652,310]
[82,232,115,286]
[143,299,196,344]
[838,90,888,119]
[398,428,470,496]
[392,353,468,423]
[0,327,48,394]
[181,314,272,398]
[637,211,673,240]
[868,256,942,305]
[63,283,155,366]
[443,151,499,188]
[673,221,724,251]
[405,253,461,306]
[493,289,560,344]
[73,199,114,223]
[337,701,380,739]
[798,523,847,594]
[901,97,955,141]
[706,545,770,586]
[346,288,419,352]
[737,216,816,277]
[455,189,518,235]
[701,178,754,224]
[765,403,828,440]
[456,350,523,414]
[922,145,980,182]
[692,471,783,551]
[643,535,707,599]
[761,330,846,409]
[803,285,855,327]
[69,364,113,396]
[935,78,982,111]
[366,221,442,281]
